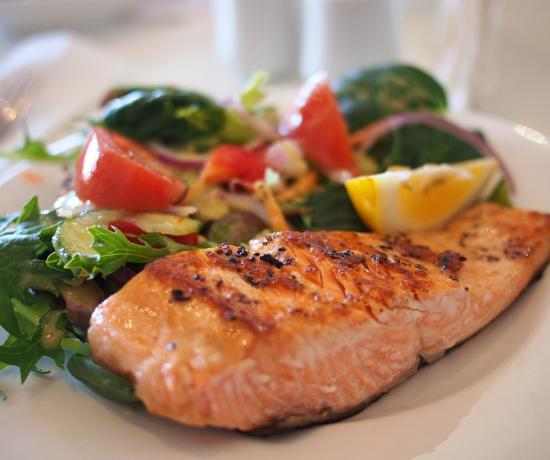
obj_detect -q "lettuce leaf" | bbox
[219,71,278,145]
[0,197,70,381]
[0,197,64,337]
[240,71,269,111]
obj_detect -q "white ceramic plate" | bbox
[1,112,550,460]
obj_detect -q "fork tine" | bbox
[0,68,41,140]
[0,70,33,122]
[0,71,23,99]
[0,69,33,104]
[10,70,40,116]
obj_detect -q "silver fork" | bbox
[0,67,43,141]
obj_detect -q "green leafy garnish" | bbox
[0,133,79,162]
[334,63,447,132]
[87,226,188,274]
[240,70,269,111]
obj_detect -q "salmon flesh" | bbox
[88,203,550,432]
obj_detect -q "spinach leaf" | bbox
[292,184,368,232]
[101,87,225,148]
[371,124,483,169]
[334,64,447,132]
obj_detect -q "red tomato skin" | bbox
[281,72,359,179]
[108,220,145,235]
[169,233,199,245]
[109,219,198,246]
[74,127,186,211]
[201,144,266,185]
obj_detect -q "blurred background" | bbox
[0,0,549,139]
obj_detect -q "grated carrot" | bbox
[275,170,319,202]
[256,183,290,231]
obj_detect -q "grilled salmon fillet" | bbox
[88,203,550,432]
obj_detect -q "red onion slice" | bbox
[350,112,515,191]
[149,146,207,171]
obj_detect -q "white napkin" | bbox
[0,31,133,149]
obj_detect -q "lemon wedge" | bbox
[345,158,500,233]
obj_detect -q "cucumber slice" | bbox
[128,213,200,235]
[53,210,201,265]
[53,211,119,263]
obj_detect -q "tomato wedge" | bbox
[281,72,359,181]
[201,144,266,185]
[75,127,186,211]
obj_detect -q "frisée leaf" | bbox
[50,224,206,279]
